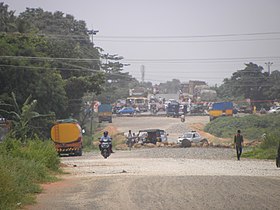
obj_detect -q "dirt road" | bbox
[29,116,280,210]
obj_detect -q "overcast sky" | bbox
[3,0,280,85]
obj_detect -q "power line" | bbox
[93,31,280,39]
[0,64,101,72]
[1,55,279,63]
[93,37,280,43]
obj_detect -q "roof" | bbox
[138,129,165,133]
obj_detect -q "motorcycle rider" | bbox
[99,131,114,153]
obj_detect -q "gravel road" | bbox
[28,116,280,210]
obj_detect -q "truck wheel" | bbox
[76,148,82,156]
[181,139,191,148]
[109,118,112,123]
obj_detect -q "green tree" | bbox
[0,93,54,142]
[97,53,133,103]
[0,3,17,32]
[0,33,68,118]
[264,70,280,100]
[217,63,268,101]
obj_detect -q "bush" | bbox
[243,134,280,159]
[0,138,60,209]
[1,138,60,171]
[0,163,21,210]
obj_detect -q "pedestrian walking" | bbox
[234,130,244,160]
[126,130,133,150]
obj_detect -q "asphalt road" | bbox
[28,116,280,210]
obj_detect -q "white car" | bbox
[268,107,280,114]
[177,131,207,146]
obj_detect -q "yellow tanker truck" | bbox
[51,119,83,156]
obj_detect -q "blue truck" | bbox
[98,104,113,123]
[209,102,233,121]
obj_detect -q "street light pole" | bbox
[265,62,273,75]
[87,29,99,45]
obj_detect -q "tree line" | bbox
[0,3,141,139]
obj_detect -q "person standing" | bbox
[126,130,133,150]
[234,130,244,160]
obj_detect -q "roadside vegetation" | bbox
[0,138,60,210]
[243,134,279,159]
[204,114,280,140]
[204,114,280,159]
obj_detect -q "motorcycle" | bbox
[100,137,112,159]
[180,114,185,122]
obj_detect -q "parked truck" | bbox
[209,102,233,121]
[50,119,83,156]
[98,104,112,123]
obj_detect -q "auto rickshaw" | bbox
[137,129,168,144]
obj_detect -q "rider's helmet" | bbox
[103,131,108,137]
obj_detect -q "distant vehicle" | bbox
[112,106,122,114]
[268,106,280,114]
[239,105,253,114]
[166,102,180,117]
[126,97,148,112]
[208,102,233,121]
[137,129,168,144]
[117,107,135,115]
[190,104,205,114]
[177,131,207,147]
[98,104,112,123]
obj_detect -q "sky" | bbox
[3,0,280,85]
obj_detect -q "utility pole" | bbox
[265,62,273,75]
[87,28,99,46]
[140,65,145,84]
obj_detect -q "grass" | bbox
[204,113,280,140]
[205,113,280,159]
[0,138,60,210]
[243,134,280,159]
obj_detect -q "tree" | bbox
[97,53,133,103]
[65,73,105,118]
[0,33,69,118]
[217,63,268,101]
[158,79,181,94]
[0,6,106,120]
[264,70,280,100]
[0,93,54,142]
[0,3,17,32]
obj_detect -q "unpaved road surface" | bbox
[29,116,280,210]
